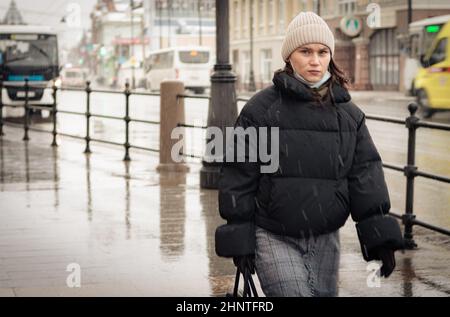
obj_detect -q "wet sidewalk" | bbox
[1,126,450,297]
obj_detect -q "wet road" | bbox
[0,135,228,296]
[0,88,449,296]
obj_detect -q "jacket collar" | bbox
[272,70,351,103]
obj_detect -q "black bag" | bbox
[215,222,258,297]
[215,222,255,257]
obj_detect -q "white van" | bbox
[145,46,212,94]
[61,67,88,88]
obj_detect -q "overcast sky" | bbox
[0,0,96,49]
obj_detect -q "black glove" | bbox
[376,247,396,278]
[233,255,255,275]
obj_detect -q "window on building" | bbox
[338,0,356,16]
[260,49,272,83]
[298,0,306,11]
[369,28,400,89]
[243,0,248,38]
[313,0,318,13]
[232,49,239,71]
[242,50,250,83]
[322,0,328,15]
[258,0,264,34]
[279,0,285,32]
[268,0,274,34]
[234,0,240,39]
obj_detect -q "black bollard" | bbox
[23,78,30,141]
[84,80,92,154]
[403,102,419,249]
[0,81,3,136]
[123,82,131,161]
[51,80,58,147]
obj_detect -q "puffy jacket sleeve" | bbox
[218,111,261,223]
[215,110,260,258]
[348,115,404,261]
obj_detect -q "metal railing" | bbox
[179,94,450,248]
[0,79,162,161]
[176,93,210,159]
[367,104,450,247]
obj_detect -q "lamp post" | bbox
[407,0,413,56]
[248,0,256,92]
[407,0,412,25]
[200,0,238,189]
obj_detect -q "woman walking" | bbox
[216,11,404,297]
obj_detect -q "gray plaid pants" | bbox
[255,226,340,297]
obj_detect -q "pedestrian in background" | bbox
[216,11,404,297]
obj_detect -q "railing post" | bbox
[156,80,189,173]
[23,78,30,141]
[403,102,419,249]
[84,80,91,153]
[0,80,4,136]
[51,80,58,147]
[123,82,131,161]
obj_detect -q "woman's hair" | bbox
[284,58,350,89]
[328,59,350,89]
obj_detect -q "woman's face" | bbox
[289,43,331,83]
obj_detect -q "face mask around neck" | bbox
[292,69,331,89]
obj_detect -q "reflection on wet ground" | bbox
[0,127,449,297]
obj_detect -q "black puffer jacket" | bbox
[218,70,403,260]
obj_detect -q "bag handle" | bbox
[229,267,259,297]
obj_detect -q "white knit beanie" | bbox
[281,11,335,62]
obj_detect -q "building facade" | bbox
[145,0,216,50]
[90,0,148,86]
[90,0,217,87]
[230,0,450,91]
[230,0,310,91]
